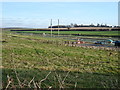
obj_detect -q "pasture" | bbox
[2,31,120,88]
[15,31,119,37]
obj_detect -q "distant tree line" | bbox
[48,23,117,28]
[73,23,113,28]
[48,25,67,28]
[114,26,120,28]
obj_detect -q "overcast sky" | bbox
[2,2,118,28]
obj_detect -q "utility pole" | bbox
[51,19,52,37]
[58,19,59,36]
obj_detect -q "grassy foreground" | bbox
[2,32,120,88]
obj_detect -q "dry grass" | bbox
[2,32,119,88]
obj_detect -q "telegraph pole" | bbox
[58,19,59,36]
[50,19,52,37]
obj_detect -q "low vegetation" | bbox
[2,31,119,88]
[15,31,119,36]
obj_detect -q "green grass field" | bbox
[15,31,120,36]
[2,31,120,88]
